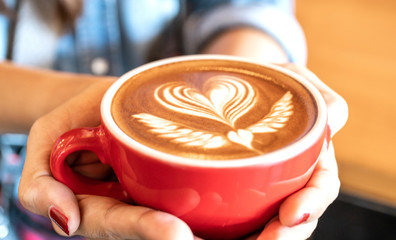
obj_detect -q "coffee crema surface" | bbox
[111,60,317,160]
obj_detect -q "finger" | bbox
[257,216,318,240]
[68,150,114,179]
[74,195,195,240]
[245,232,260,240]
[278,142,340,227]
[18,174,81,236]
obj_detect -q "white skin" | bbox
[0,27,341,240]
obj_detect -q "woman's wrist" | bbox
[201,27,289,63]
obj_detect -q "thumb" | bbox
[19,119,81,236]
[18,79,113,236]
[278,143,339,227]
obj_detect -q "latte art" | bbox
[132,75,293,153]
[111,59,316,160]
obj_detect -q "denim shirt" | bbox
[1,0,306,73]
[0,0,306,238]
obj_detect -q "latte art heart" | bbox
[154,75,257,128]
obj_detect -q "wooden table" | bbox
[296,0,396,207]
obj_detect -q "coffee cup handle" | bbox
[278,64,348,137]
[50,126,130,202]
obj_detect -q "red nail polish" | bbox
[49,206,69,235]
[293,213,310,226]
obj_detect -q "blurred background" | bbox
[0,0,395,239]
[296,0,396,239]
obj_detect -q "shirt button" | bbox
[91,57,109,75]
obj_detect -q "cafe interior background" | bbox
[296,0,396,239]
[0,0,395,239]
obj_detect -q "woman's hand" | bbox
[248,63,347,240]
[248,142,339,240]
[18,79,196,240]
[17,60,346,240]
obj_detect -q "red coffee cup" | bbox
[50,55,348,239]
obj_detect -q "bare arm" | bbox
[0,62,115,133]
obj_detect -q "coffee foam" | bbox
[111,60,317,160]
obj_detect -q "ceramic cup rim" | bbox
[101,55,327,168]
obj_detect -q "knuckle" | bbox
[30,117,47,134]
[17,183,36,211]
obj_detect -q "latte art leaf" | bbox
[247,91,294,133]
[132,113,228,149]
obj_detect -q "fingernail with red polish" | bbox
[49,206,69,235]
[293,213,310,226]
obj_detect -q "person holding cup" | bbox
[0,0,347,239]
